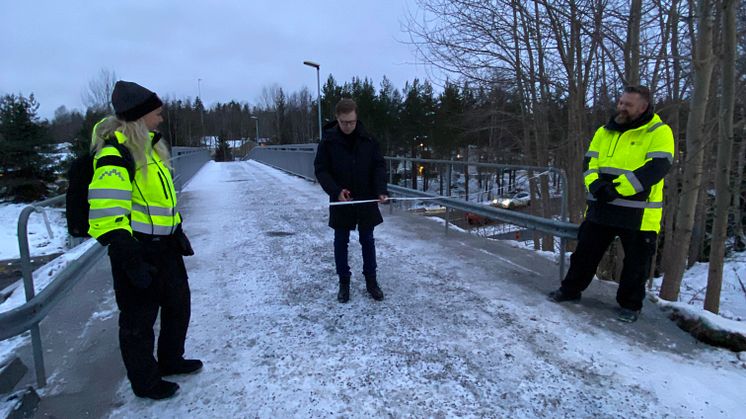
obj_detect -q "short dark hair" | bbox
[335,98,358,116]
[624,85,651,105]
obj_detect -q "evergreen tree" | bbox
[373,76,402,154]
[433,81,464,159]
[0,93,54,201]
[400,79,436,157]
[214,134,233,162]
[50,106,85,143]
[350,77,377,129]
[72,108,108,160]
[321,75,343,124]
[275,88,288,143]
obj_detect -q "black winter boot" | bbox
[338,277,350,303]
[547,289,581,303]
[133,379,179,400]
[159,359,203,377]
[365,276,384,301]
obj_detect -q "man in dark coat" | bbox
[314,98,389,303]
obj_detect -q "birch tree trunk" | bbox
[660,0,717,301]
[704,0,737,313]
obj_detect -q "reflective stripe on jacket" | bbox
[88,130,181,239]
[583,113,674,233]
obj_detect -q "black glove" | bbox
[590,180,620,203]
[107,230,154,288]
[174,224,195,256]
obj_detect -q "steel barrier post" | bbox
[17,206,47,387]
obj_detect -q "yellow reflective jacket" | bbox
[88,130,181,240]
[583,112,675,233]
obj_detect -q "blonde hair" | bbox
[91,116,172,176]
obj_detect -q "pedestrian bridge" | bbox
[7,159,744,418]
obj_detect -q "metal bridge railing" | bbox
[246,144,318,181]
[247,145,579,279]
[0,147,211,388]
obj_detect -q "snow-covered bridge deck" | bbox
[30,160,746,417]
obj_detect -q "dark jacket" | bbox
[314,120,388,230]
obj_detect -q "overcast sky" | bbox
[1,0,434,120]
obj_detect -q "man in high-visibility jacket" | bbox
[88,81,202,400]
[548,86,675,323]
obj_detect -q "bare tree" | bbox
[658,0,689,280]
[660,0,717,301]
[82,68,117,112]
[704,0,738,313]
[624,0,642,84]
[405,0,611,222]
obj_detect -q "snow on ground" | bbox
[0,204,68,260]
[1,160,745,417]
[97,160,744,418]
[0,239,96,313]
[417,209,746,324]
[651,257,746,321]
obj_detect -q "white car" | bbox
[492,192,531,209]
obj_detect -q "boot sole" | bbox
[547,292,581,303]
[159,365,203,377]
[134,384,180,400]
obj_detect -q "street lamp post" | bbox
[250,116,259,144]
[303,60,322,141]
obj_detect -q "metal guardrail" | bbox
[172,146,213,191]
[386,185,578,239]
[247,145,579,280]
[246,144,318,181]
[0,147,211,388]
[383,156,577,280]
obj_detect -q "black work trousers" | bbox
[110,236,191,394]
[560,220,657,311]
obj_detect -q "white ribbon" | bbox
[329,197,443,206]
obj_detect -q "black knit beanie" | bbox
[111,80,163,122]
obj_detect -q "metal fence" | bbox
[245,144,318,181]
[0,147,211,388]
[172,146,213,191]
[247,145,579,278]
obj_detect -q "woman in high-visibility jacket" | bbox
[87,81,202,400]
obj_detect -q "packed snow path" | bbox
[34,160,746,417]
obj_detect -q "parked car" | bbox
[492,192,531,209]
[466,191,536,224]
